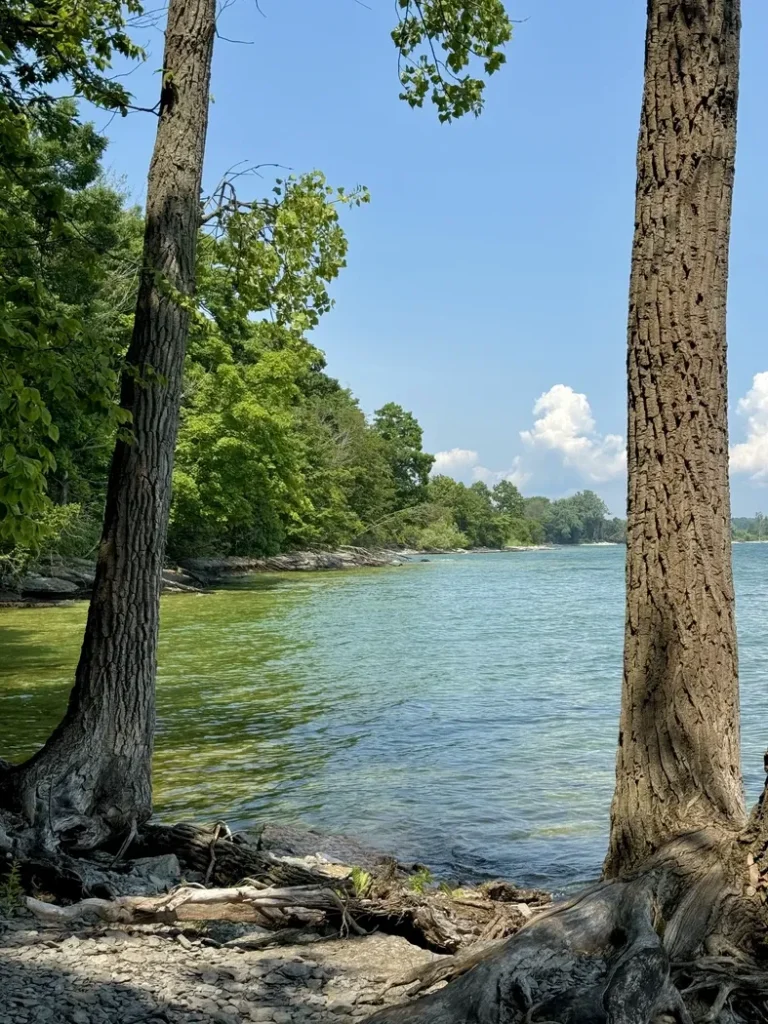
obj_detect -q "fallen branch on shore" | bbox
[25,882,360,927]
[7,819,551,955]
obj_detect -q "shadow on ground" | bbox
[0,919,435,1024]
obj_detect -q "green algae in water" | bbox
[1,547,767,889]
[0,576,340,821]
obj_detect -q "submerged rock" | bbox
[253,822,395,871]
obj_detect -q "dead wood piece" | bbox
[25,882,364,931]
[389,937,508,995]
[223,926,297,949]
[480,880,552,907]
[110,817,138,869]
[133,822,336,888]
[204,822,223,885]
[366,834,766,1024]
[223,926,336,950]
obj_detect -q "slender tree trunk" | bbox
[605,0,744,878]
[3,0,216,848]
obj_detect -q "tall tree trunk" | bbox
[350,7,768,1021]
[605,0,744,878]
[3,0,216,848]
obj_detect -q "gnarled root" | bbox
[367,830,768,1024]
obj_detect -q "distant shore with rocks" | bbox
[0,545,555,607]
[0,548,411,606]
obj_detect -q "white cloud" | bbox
[520,384,625,482]
[432,448,479,474]
[731,372,768,481]
[432,448,531,488]
[471,458,531,488]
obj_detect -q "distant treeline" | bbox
[732,516,767,542]
[409,482,627,550]
[0,101,632,576]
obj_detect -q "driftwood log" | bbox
[131,822,329,887]
[11,819,551,955]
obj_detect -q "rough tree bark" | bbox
[605,0,745,878]
[1,0,216,848]
[366,5,768,1023]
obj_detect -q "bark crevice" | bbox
[0,0,217,847]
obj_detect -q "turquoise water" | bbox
[1,544,767,889]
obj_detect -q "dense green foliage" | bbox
[0,108,437,562]
[412,483,626,551]
[392,0,512,121]
[0,0,146,545]
[523,492,625,545]
[732,514,767,542]
[0,109,630,566]
[0,0,519,557]
[0,0,142,112]
[0,101,140,546]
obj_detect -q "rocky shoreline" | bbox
[0,549,411,607]
[0,920,438,1024]
[0,544,554,607]
[177,548,409,587]
[0,820,551,1024]
[0,824,429,1024]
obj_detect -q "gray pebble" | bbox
[262,973,292,986]
[327,997,356,1013]
[279,962,313,980]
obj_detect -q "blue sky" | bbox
[93,0,768,517]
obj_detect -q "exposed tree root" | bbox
[366,829,768,1024]
[3,816,550,955]
[17,813,768,1021]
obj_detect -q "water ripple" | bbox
[1,545,766,890]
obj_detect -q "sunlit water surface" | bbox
[2,545,767,890]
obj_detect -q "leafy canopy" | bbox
[392,0,512,121]
[169,173,376,557]
[0,0,143,111]
[0,101,139,545]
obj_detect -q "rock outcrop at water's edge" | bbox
[0,548,408,606]
[0,546,551,606]
[178,547,407,585]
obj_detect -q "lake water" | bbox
[1,544,767,891]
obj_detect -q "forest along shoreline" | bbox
[0,544,562,607]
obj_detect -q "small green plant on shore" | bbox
[350,866,372,898]
[0,861,24,918]
[408,867,434,894]
[447,886,476,900]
